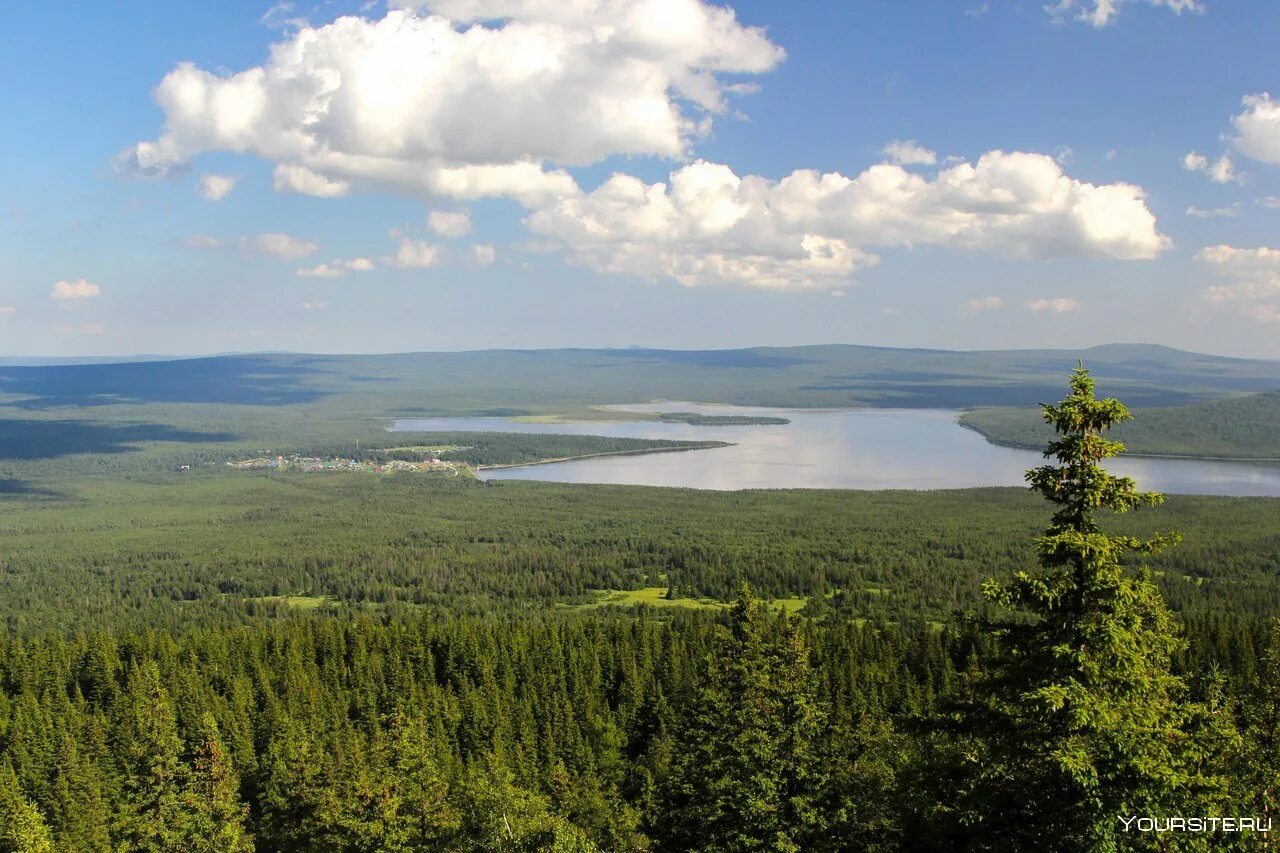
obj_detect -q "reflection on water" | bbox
[391,402,1280,496]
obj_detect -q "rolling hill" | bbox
[960,389,1280,460]
[1,343,1277,469]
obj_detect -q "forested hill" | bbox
[960,389,1280,460]
[3,343,1279,415]
[2,343,1278,475]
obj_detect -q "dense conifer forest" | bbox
[961,389,1280,459]
[0,366,1278,849]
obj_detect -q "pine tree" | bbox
[179,714,252,853]
[114,661,190,852]
[0,763,54,853]
[659,585,827,851]
[1237,619,1280,823]
[451,756,595,852]
[936,367,1235,849]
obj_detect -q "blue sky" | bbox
[1,0,1278,357]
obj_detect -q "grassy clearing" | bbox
[577,587,723,610]
[573,587,811,613]
[249,595,330,610]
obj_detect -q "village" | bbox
[226,454,465,476]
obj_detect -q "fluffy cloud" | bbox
[389,237,441,268]
[240,232,318,259]
[881,140,936,166]
[1230,93,1280,165]
[526,151,1169,289]
[1046,0,1203,28]
[297,257,375,277]
[962,296,1003,313]
[1027,297,1081,313]
[51,279,101,302]
[428,211,472,238]
[472,243,496,266]
[273,164,351,198]
[0,306,15,316]
[1181,151,1239,183]
[1197,245,1280,322]
[198,173,236,201]
[120,2,782,205]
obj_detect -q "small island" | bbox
[658,412,791,426]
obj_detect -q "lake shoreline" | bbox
[393,404,1280,496]
[955,420,1280,464]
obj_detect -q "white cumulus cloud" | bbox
[472,243,496,266]
[119,2,783,205]
[297,257,376,277]
[1181,151,1239,183]
[525,151,1169,290]
[962,296,1004,313]
[881,140,937,166]
[273,164,351,198]
[51,279,101,302]
[1046,0,1203,28]
[198,173,237,201]
[1027,297,1081,313]
[389,237,441,268]
[1230,93,1280,165]
[240,232,318,259]
[428,211,473,238]
[1197,244,1280,322]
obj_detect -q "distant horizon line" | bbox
[1,341,1276,365]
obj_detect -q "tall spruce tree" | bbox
[1236,620,1280,823]
[935,367,1234,850]
[659,585,827,852]
[0,763,53,853]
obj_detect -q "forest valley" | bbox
[0,369,1277,851]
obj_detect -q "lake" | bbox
[391,402,1280,496]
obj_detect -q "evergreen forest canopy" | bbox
[0,360,1278,849]
[961,389,1280,460]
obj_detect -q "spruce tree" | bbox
[659,585,827,852]
[114,661,190,852]
[1237,619,1280,822]
[0,763,53,853]
[179,714,252,853]
[939,367,1233,849]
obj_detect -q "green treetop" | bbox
[936,367,1236,851]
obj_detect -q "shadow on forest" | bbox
[0,420,236,460]
[0,356,328,409]
[0,477,59,499]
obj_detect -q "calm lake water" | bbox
[391,403,1280,496]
